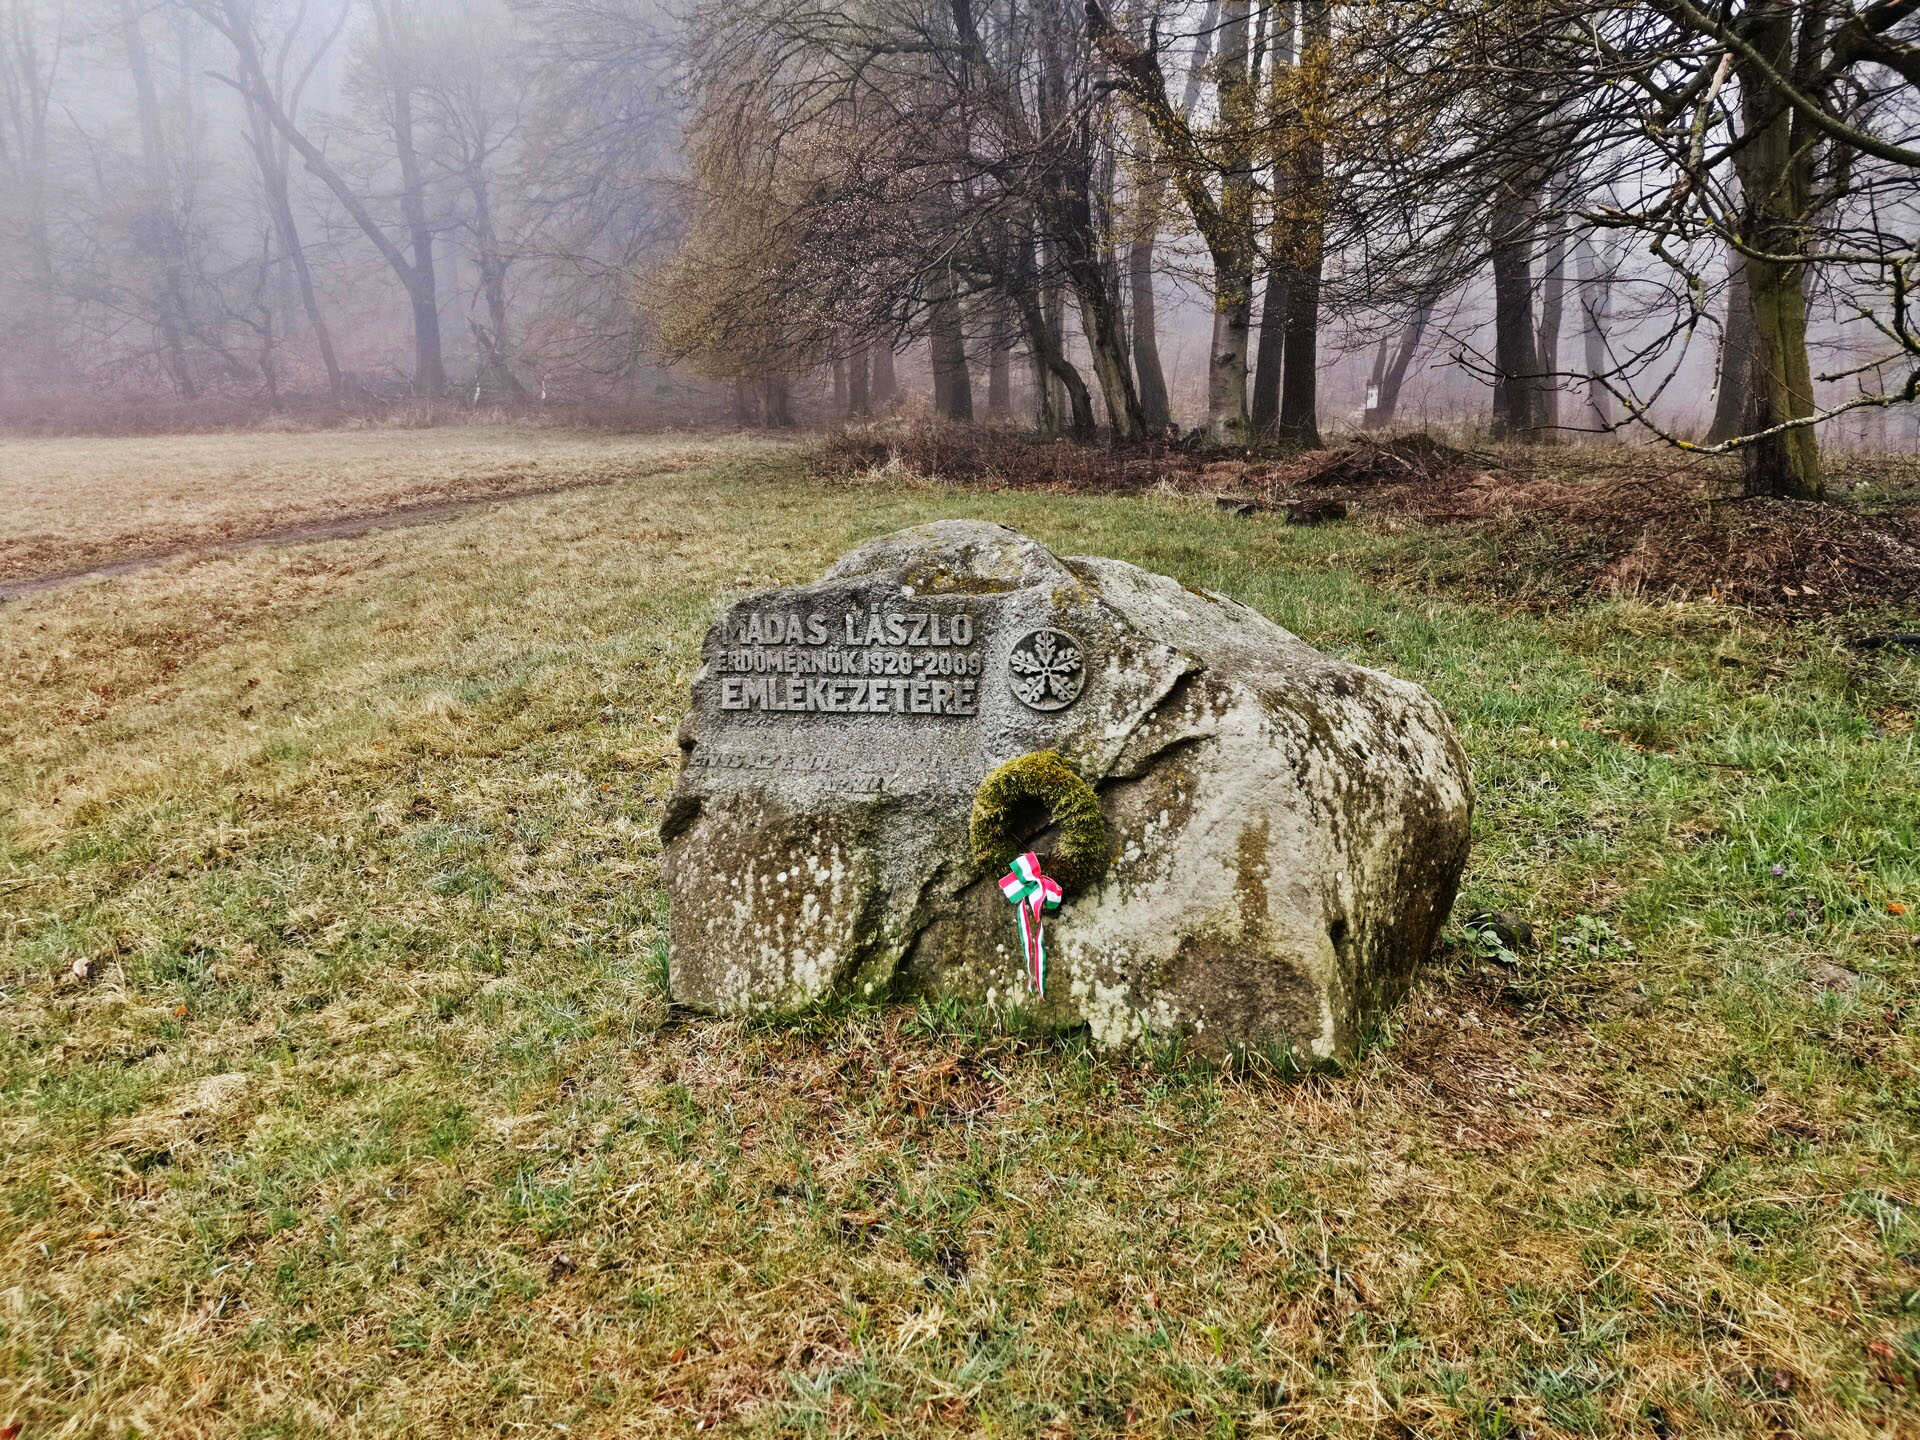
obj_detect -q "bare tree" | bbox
[1574,233,1617,434]
[190,0,449,393]
[118,0,198,394]
[417,0,531,399]
[1124,0,1214,435]
[231,0,346,398]
[1532,0,1920,496]
[0,0,68,386]
[1362,297,1434,429]
[1092,0,1264,440]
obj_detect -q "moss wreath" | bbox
[969,750,1110,895]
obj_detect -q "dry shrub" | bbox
[814,422,1920,616]
[1564,484,1920,614]
[812,417,1187,491]
[1277,448,1920,615]
[812,420,1486,498]
[1289,431,1489,488]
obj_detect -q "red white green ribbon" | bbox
[998,851,1063,997]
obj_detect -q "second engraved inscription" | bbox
[716,606,982,715]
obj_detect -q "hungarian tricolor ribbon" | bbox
[998,851,1063,997]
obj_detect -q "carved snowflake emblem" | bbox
[1007,628,1086,711]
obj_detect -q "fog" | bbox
[0,0,688,425]
[1,0,1915,454]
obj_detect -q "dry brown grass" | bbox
[0,426,745,584]
[812,420,1920,617]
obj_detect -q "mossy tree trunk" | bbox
[1729,0,1823,500]
[1203,1,1257,444]
[1276,0,1329,448]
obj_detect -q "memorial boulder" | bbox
[660,521,1471,1062]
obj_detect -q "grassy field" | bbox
[2,428,1918,1438]
[0,426,731,584]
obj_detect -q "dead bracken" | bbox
[813,419,1920,617]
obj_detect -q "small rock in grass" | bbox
[1465,910,1534,953]
[1283,498,1350,526]
[1806,960,1859,992]
[70,957,92,982]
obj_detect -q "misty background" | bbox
[0,0,1913,450]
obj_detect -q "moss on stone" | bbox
[970,750,1110,894]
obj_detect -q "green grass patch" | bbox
[1,434,1916,1437]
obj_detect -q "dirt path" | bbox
[0,473,641,601]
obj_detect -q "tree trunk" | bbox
[1039,206,1143,438]
[1575,238,1615,435]
[1,6,64,389]
[1488,189,1541,439]
[987,346,1011,418]
[762,376,793,428]
[1362,299,1431,429]
[733,379,755,425]
[1075,276,1140,439]
[1026,320,1059,436]
[1250,0,1295,436]
[1275,0,1326,446]
[987,299,1013,417]
[1124,2,1214,436]
[871,342,898,408]
[244,92,342,400]
[369,0,445,395]
[1535,211,1568,436]
[1728,0,1821,498]
[1044,273,1067,422]
[1706,254,1754,444]
[1015,240,1061,434]
[468,165,526,402]
[848,346,871,416]
[930,275,973,421]
[1128,234,1172,431]
[1035,23,1144,441]
[118,0,196,397]
[1012,256,1095,440]
[1276,268,1322,445]
[1205,0,1256,444]
[1362,336,1391,431]
[1100,136,1129,383]
[831,355,848,416]
[1742,256,1822,497]
[1250,269,1288,435]
[208,0,443,399]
